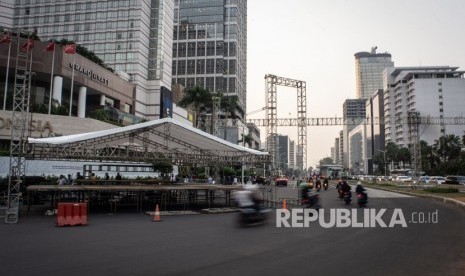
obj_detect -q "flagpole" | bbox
[69,51,75,116]
[2,35,11,110]
[47,43,55,114]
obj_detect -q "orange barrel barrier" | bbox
[64,203,74,226]
[57,202,88,226]
[78,202,88,225]
[57,203,67,226]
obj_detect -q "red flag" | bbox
[0,33,11,44]
[64,43,76,54]
[44,40,55,51]
[21,39,34,52]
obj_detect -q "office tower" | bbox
[172,0,247,116]
[342,99,366,169]
[355,47,393,99]
[11,0,174,120]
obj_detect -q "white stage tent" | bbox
[27,118,269,166]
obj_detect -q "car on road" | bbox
[275,176,288,187]
[376,176,389,182]
[396,176,413,183]
[419,176,430,183]
[429,176,446,185]
[444,175,465,185]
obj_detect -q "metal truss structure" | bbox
[265,74,307,174]
[242,116,465,127]
[211,96,220,137]
[408,112,422,178]
[28,119,269,167]
[5,31,33,224]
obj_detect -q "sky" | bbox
[246,0,465,168]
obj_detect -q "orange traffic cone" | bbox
[153,204,161,222]
[282,199,287,210]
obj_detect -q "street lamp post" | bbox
[376,150,387,177]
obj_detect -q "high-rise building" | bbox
[172,0,247,116]
[10,0,174,120]
[289,140,295,169]
[355,47,394,99]
[342,99,366,169]
[384,66,465,147]
[348,123,366,175]
[277,135,289,172]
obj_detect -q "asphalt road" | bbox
[0,186,464,276]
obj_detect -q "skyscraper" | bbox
[172,0,247,114]
[355,47,393,99]
[10,0,174,120]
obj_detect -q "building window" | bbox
[188,42,196,57]
[197,42,205,56]
[196,77,204,88]
[187,60,196,74]
[206,59,215,74]
[177,60,186,75]
[196,60,205,74]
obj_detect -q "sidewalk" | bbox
[359,181,465,209]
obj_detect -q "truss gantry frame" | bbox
[5,31,33,224]
[265,74,307,174]
[408,111,422,178]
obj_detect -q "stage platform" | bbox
[26,183,244,214]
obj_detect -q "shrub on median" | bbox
[424,187,459,193]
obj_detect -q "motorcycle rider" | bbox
[323,177,329,190]
[355,182,368,200]
[234,184,262,213]
[341,180,352,198]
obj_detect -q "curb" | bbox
[365,185,465,210]
[146,210,201,216]
[199,208,239,214]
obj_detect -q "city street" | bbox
[0,187,464,276]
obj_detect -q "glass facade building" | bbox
[11,0,174,120]
[172,0,247,114]
[355,47,394,100]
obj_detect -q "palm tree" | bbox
[433,135,462,163]
[220,95,244,119]
[398,147,411,169]
[238,133,253,147]
[420,140,433,173]
[178,86,213,128]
